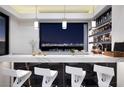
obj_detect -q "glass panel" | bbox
[0,16,6,54]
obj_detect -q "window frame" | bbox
[39,22,88,51]
[0,12,9,55]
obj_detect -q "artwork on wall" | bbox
[39,23,88,51]
[0,12,9,55]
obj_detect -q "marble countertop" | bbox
[0,54,124,63]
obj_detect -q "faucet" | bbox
[96,43,103,53]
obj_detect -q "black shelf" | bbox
[96,18,111,29]
[89,41,111,44]
[96,7,112,28]
[89,29,111,37]
[89,6,112,52]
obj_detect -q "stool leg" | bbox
[42,76,51,87]
[12,72,31,87]
[25,63,31,87]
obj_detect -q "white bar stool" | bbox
[65,66,86,87]
[0,68,32,87]
[34,67,58,87]
[93,64,115,87]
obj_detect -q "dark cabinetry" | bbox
[14,62,116,87]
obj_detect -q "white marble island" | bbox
[0,54,124,87]
[0,54,124,63]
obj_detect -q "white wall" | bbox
[112,5,124,87]
[9,17,19,54]
[0,62,11,87]
[10,19,90,54]
[112,5,124,50]
[10,19,39,54]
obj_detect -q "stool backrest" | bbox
[34,67,51,76]
[94,65,114,76]
[66,66,84,75]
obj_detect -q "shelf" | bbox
[89,7,112,52]
[95,18,111,29]
[89,41,111,44]
[89,27,96,31]
[89,29,111,37]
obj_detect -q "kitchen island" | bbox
[0,54,124,87]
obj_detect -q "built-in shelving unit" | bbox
[89,6,112,51]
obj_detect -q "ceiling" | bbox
[0,5,107,20]
[10,5,95,14]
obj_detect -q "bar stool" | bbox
[93,64,115,87]
[34,67,58,87]
[0,68,32,87]
[65,66,86,87]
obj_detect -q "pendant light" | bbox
[34,5,39,30]
[91,6,96,28]
[62,5,67,29]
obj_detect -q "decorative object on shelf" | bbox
[70,49,75,55]
[36,50,47,56]
[34,5,39,30]
[62,5,67,29]
[29,40,36,56]
[91,45,102,54]
[96,43,103,52]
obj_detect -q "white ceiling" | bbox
[0,5,106,20]
[10,5,95,14]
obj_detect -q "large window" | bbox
[39,23,88,51]
[0,12,9,55]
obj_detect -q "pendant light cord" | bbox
[64,5,66,20]
[93,6,95,20]
[64,5,65,20]
[35,5,38,21]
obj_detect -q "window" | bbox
[0,12,9,55]
[39,23,88,51]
